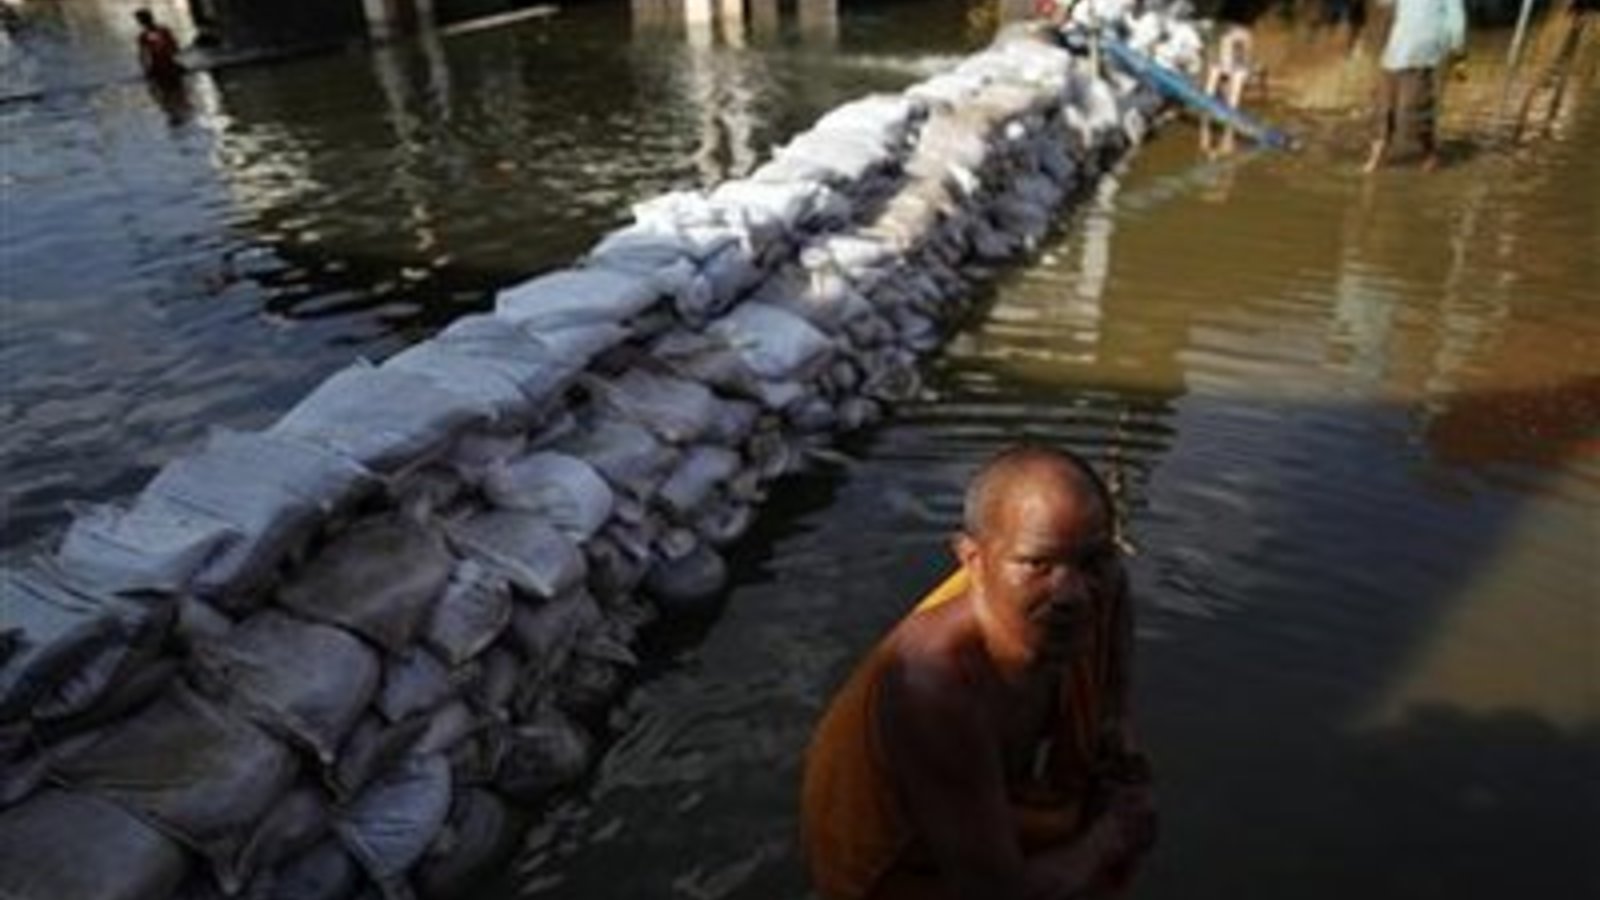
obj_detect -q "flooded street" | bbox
[2,2,1595,899]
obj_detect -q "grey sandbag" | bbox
[278,515,454,653]
[507,589,602,682]
[651,327,807,409]
[443,510,586,600]
[33,656,177,741]
[56,500,237,596]
[51,686,298,869]
[657,445,743,517]
[329,714,430,802]
[494,268,660,331]
[270,360,489,474]
[385,314,586,422]
[132,428,378,599]
[376,649,455,724]
[335,753,453,899]
[540,414,679,499]
[190,610,380,764]
[643,541,729,617]
[414,788,518,900]
[422,560,513,667]
[222,783,331,895]
[494,707,591,803]
[472,647,522,719]
[0,788,191,900]
[0,565,172,720]
[584,368,722,446]
[480,451,614,541]
[706,301,835,382]
[267,839,361,900]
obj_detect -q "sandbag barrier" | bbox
[0,10,1202,900]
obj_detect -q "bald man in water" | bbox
[802,446,1154,900]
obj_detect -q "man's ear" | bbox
[952,532,979,569]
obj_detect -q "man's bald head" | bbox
[961,445,1111,539]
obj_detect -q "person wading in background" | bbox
[802,445,1155,900]
[1364,0,1468,172]
[134,8,185,84]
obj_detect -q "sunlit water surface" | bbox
[2,3,1595,899]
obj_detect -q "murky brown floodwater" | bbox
[3,2,1596,899]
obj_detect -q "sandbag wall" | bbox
[0,13,1197,900]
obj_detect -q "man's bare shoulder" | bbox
[882,597,985,707]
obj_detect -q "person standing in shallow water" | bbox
[802,445,1155,900]
[133,8,185,83]
[1364,0,1467,172]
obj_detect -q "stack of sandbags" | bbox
[0,19,1185,900]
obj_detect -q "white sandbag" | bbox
[494,269,660,332]
[0,566,172,720]
[706,302,835,382]
[443,511,585,599]
[812,93,923,149]
[381,346,537,426]
[650,328,804,408]
[0,789,191,900]
[657,445,743,517]
[271,360,488,474]
[376,649,455,725]
[710,179,828,242]
[52,686,299,869]
[540,414,679,499]
[631,190,721,232]
[277,515,454,653]
[191,611,379,764]
[335,753,452,900]
[584,368,721,445]
[422,561,513,667]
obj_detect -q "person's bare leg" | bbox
[1363,136,1387,173]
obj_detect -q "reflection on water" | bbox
[3,5,1597,899]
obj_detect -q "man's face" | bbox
[961,473,1121,665]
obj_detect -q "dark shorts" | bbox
[1374,67,1438,155]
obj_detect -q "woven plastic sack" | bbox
[277,515,454,653]
[707,301,835,382]
[657,445,743,517]
[270,360,488,474]
[0,565,172,720]
[191,611,380,764]
[585,368,721,445]
[481,451,614,540]
[444,511,585,600]
[376,649,455,724]
[494,269,660,332]
[56,501,236,596]
[266,839,361,900]
[51,686,299,869]
[541,414,680,499]
[422,560,513,667]
[221,783,330,894]
[0,789,191,900]
[335,753,452,898]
